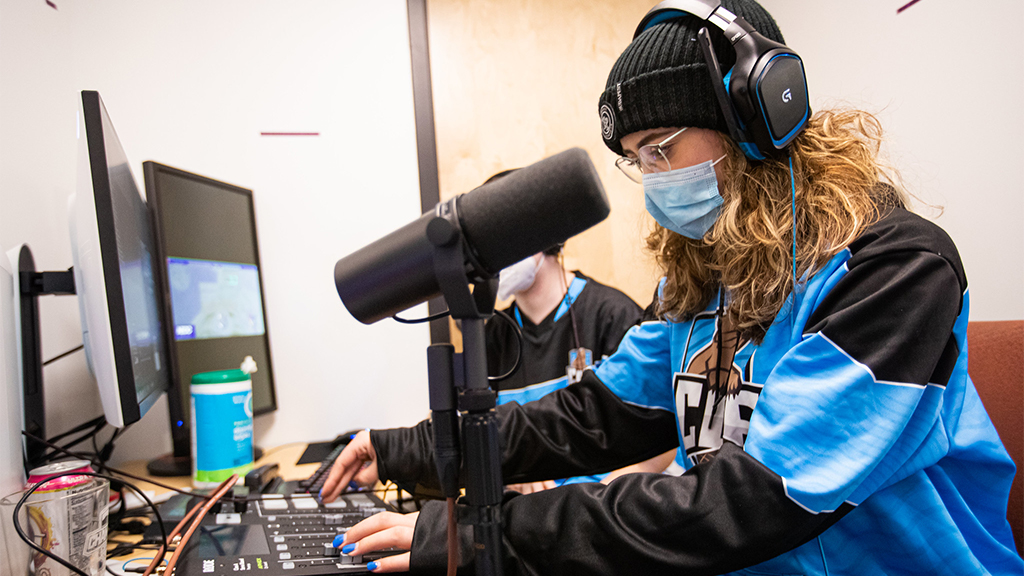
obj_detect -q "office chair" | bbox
[968,320,1023,556]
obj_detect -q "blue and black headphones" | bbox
[635,0,810,160]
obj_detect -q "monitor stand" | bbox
[12,245,75,470]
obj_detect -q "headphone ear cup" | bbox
[754,54,809,148]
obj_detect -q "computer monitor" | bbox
[143,162,278,476]
[68,90,170,428]
[0,245,24,492]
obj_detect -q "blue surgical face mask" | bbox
[643,155,726,239]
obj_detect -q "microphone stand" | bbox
[425,208,504,576]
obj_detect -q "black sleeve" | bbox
[594,290,643,359]
[409,443,839,576]
[371,372,679,490]
[385,351,846,575]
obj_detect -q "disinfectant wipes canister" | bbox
[190,369,254,488]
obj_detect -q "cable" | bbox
[37,419,108,465]
[24,429,385,509]
[159,474,238,576]
[45,415,106,445]
[557,252,584,352]
[139,490,206,576]
[11,471,167,576]
[446,497,458,576]
[92,425,128,472]
[488,309,522,382]
[21,431,239,504]
[122,557,164,572]
[557,253,590,381]
[789,153,799,332]
[253,441,307,463]
[392,309,451,324]
[42,343,85,366]
[138,474,237,576]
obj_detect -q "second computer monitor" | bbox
[144,162,277,467]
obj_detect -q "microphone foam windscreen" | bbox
[456,148,610,274]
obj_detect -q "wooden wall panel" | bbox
[426,0,661,308]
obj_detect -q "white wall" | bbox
[764,0,1023,320]
[0,0,431,465]
[1,0,1020,470]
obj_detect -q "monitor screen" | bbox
[167,258,267,341]
[144,161,277,464]
[70,90,170,427]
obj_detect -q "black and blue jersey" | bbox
[374,207,1022,575]
[486,273,642,485]
[485,272,642,400]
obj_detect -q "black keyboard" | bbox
[298,443,345,495]
[176,492,400,575]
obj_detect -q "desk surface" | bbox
[116,442,322,493]
[107,443,344,575]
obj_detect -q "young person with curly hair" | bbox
[321,1,1022,574]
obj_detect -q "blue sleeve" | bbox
[594,319,675,412]
[746,246,963,514]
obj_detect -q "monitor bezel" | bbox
[77,90,168,426]
[143,161,279,459]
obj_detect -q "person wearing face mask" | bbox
[489,245,641,398]
[479,169,642,403]
[321,1,1021,574]
[488,241,646,492]
[479,167,650,492]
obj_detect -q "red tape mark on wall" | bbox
[896,0,922,13]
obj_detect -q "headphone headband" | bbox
[632,0,810,159]
[635,1,756,40]
[634,0,719,36]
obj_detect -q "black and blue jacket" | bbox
[374,207,1022,575]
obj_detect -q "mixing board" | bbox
[175,492,400,575]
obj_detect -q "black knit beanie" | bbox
[599,0,785,155]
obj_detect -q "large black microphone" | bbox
[334,147,610,324]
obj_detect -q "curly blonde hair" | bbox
[646,109,907,342]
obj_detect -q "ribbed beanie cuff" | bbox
[599,0,784,156]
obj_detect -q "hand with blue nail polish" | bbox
[320,430,379,504]
[340,510,418,573]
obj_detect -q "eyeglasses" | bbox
[614,127,689,184]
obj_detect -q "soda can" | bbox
[26,459,93,494]
[14,473,109,575]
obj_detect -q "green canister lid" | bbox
[191,369,250,385]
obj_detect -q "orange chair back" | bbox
[968,320,1023,556]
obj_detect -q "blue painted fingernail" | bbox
[367,561,379,571]
[341,543,356,555]
[332,534,345,548]
[348,481,359,490]
[318,488,324,498]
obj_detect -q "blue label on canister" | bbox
[190,378,254,485]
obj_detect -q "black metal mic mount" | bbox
[424,201,504,576]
